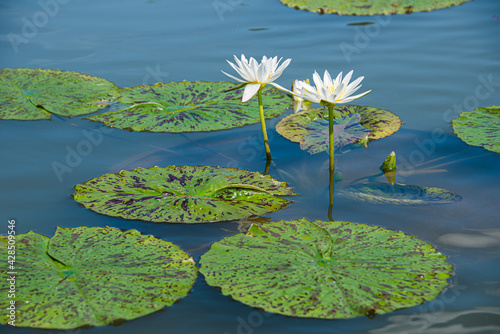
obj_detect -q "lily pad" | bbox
[73,165,296,223]
[276,105,400,154]
[86,81,291,132]
[200,218,453,319]
[301,113,372,154]
[0,68,120,120]
[0,226,197,329]
[452,105,500,153]
[339,182,462,205]
[280,0,471,15]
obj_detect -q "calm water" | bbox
[1,0,500,333]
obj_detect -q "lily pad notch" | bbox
[0,226,197,329]
[73,165,297,223]
[0,68,120,120]
[200,218,454,319]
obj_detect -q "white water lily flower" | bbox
[294,70,371,107]
[222,55,292,102]
[291,79,312,113]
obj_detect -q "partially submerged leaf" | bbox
[87,81,291,132]
[279,0,471,15]
[381,151,397,172]
[200,218,453,319]
[276,105,400,154]
[0,68,120,120]
[339,182,462,205]
[300,113,372,154]
[73,165,297,223]
[0,227,197,329]
[452,105,500,153]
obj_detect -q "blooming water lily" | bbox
[222,55,291,160]
[293,70,371,170]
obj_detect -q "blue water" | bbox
[1,0,500,333]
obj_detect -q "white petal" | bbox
[345,76,364,91]
[221,70,246,83]
[242,83,261,102]
[269,82,293,95]
[275,58,291,74]
[257,62,267,83]
[296,80,316,93]
[337,89,371,104]
[334,72,343,85]
[227,60,250,81]
[312,71,323,90]
[323,70,333,87]
[342,70,354,85]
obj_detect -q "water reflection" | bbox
[439,229,500,249]
[370,307,500,334]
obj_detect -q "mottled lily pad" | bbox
[200,218,453,319]
[276,105,400,154]
[0,68,120,120]
[452,105,500,153]
[280,0,471,15]
[301,113,372,154]
[0,226,196,329]
[73,165,296,223]
[339,182,462,205]
[86,81,291,132]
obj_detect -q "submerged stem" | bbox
[258,88,272,161]
[328,105,335,171]
[328,167,335,221]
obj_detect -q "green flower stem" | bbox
[328,105,335,171]
[328,167,335,221]
[258,88,272,161]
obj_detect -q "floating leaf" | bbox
[279,0,471,15]
[300,113,372,154]
[87,81,290,132]
[452,105,500,153]
[339,182,462,205]
[276,105,400,154]
[0,68,120,120]
[73,165,296,223]
[0,227,196,329]
[200,218,453,319]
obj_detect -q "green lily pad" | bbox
[452,105,500,153]
[339,182,462,205]
[200,218,453,319]
[276,105,400,154]
[73,165,297,223]
[86,81,291,132]
[280,0,471,15]
[0,68,120,120]
[0,226,197,329]
[300,113,372,154]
